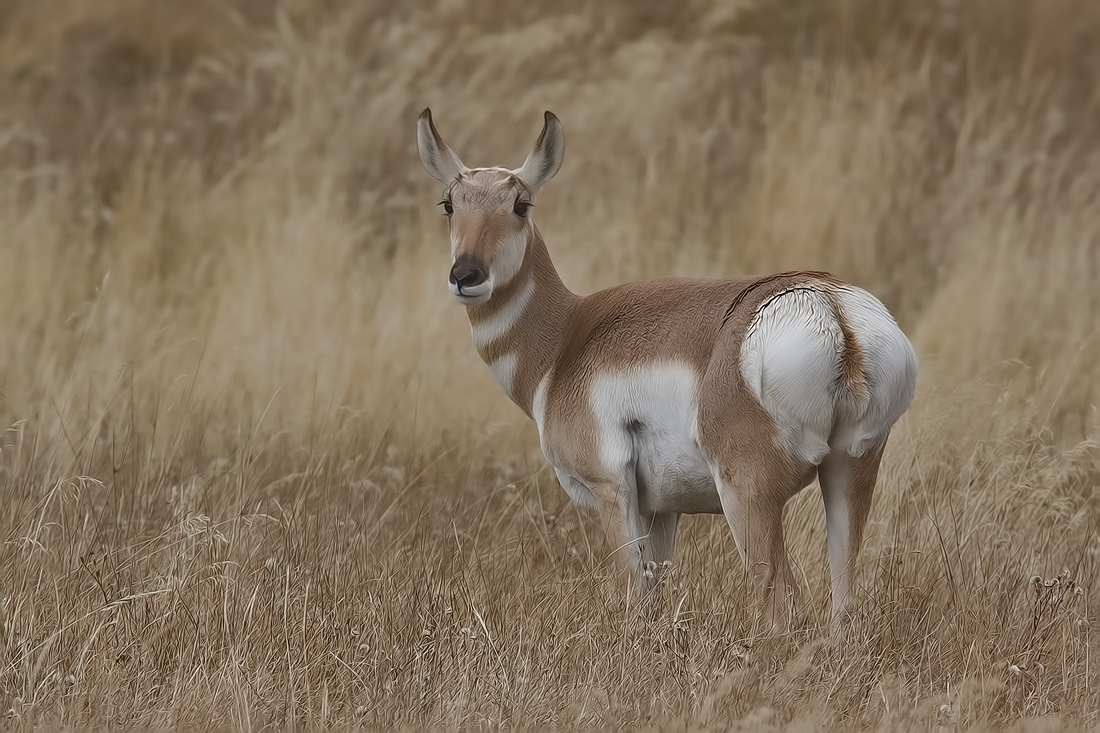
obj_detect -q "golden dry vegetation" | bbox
[2,1,1100,729]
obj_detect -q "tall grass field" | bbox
[1,1,1099,729]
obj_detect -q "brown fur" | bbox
[822,287,872,409]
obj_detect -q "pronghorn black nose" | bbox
[449,256,488,290]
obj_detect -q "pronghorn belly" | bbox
[632,428,722,514]
[590,363,722,515]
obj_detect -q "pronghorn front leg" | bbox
[591,474,678,614]
[638,510,679,613]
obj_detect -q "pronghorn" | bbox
[416,108,917,637]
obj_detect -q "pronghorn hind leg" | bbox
[711,455,809,635]
[818,439,887,646]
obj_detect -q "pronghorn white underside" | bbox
[471,277,535,350]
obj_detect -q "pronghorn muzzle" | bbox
[449,255,489,294]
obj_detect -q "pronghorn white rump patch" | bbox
[831,285,918,456]
[740,285,918,464]
[487,353,518,396]
[471,277,535,350]
[740,287,843,465]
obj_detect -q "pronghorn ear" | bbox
[513,111,564,196]
[417,108,467,185]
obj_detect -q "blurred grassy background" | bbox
[1,1,1099,729]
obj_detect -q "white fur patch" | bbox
[466,166,513,174]
[491,229,527,287]
[588,362,719,515]
[589,363,698,471]
[531,373,550,444]
[471,277,535,350]
[740,287,842,465]
[831,285,918,456]
[740,284,918,464]
[448,279,492,303]
[487,353,517,396]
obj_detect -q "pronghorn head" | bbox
[417,109,564,304]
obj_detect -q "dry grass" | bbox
[2,1,1100,729]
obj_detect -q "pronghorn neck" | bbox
[464,227,575,416]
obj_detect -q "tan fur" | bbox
[447,170,527,266]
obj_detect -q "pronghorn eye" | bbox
[440,200,453,216]
[513,198,532,218]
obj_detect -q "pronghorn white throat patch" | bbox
[471,277,535,350]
